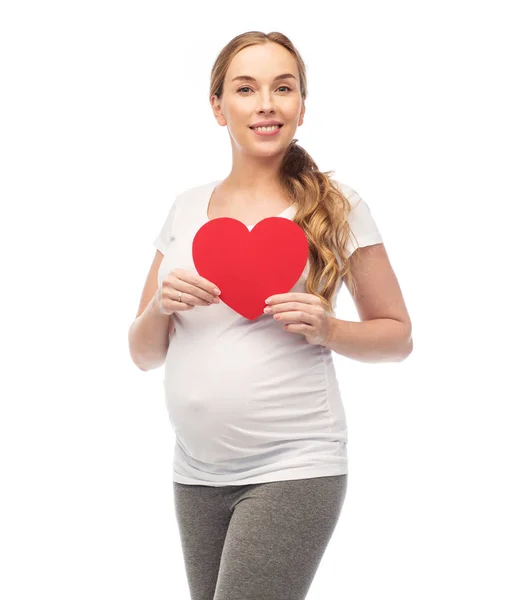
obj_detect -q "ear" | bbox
[298,103,306,126]
[211,95,227,126]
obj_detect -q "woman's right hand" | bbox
[155,268,221,316]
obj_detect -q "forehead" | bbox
[226,43,298,81]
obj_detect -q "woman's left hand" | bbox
[264,292,334,346]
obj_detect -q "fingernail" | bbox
[213,288,221,295]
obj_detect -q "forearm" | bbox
[128,291,172,371]
[323,317,412,363]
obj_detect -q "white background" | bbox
[1,1,526,598]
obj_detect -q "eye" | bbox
[236,85,292,94]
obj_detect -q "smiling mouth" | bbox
[249,124,284,130]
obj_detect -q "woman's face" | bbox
[212,42,305,157]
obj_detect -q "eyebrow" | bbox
[231,73,296,83]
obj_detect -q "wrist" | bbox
[323,316,338,348]
[146,288,168,320]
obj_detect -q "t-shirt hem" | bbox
[153,238,167,254]
[347,234,384,257]
[171,462,348,487]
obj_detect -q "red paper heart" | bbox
[192,217,309,320]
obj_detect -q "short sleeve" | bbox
[152,196,179,255]
[336,182,383,257]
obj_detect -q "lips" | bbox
[249,123,283,129]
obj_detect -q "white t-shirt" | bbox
[153,179,383,486]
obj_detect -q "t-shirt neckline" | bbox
[204,180,295,227]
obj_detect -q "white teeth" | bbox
[253,125,280,132]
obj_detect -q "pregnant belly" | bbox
[164,378,332,465]
[163,338,331,464]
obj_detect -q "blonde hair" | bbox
[210,31,361,312]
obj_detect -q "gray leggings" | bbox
[173,474,348,600]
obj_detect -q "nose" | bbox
[257,90,276,113]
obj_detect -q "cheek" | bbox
[231,99,252,115]
[223,101,248,123]
[285,95,302,112]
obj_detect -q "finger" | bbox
[267,302,316,314]
[180,282,217,304]
[166,286,210,307]
[168,278,216,305]
[282,322,307,333]
[272,310,317,324]
[174,269,220,302]
[266,293,320,306]
[189,273,221,300]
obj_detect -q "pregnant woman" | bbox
[128,30,413,600]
